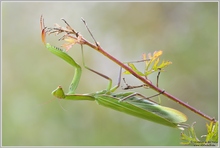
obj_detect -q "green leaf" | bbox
[157,60,172,69]
[124,63,145,76]
[152,58,160,70]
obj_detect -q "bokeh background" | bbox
[2,2,218,146]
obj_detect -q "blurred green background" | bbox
[2,2,218,146]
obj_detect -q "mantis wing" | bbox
[95,94,187,128]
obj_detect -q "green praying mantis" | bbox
[40,16,187,129]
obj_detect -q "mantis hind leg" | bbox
[80,45,123,93]
[119,90,165,104]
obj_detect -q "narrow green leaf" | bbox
[125,63,145,76]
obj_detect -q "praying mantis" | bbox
[40,16,187,129]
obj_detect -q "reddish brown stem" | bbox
[81,38,216,122]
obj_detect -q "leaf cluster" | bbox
[123,51,172,78]
[180,121,218,146]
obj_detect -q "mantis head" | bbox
[52,86,65,99]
